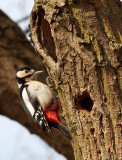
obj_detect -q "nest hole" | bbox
[75,91,94,112]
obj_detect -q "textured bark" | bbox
[30,0,122,160]
[0,10,74,160]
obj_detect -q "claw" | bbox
[46,76,53,87]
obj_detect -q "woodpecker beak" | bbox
[34,71,43,75]
[32,70,43,80]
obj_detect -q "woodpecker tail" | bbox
[49,121,73,140]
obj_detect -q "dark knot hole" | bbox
[75,91,94,112]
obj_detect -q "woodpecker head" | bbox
[16,66,43,85]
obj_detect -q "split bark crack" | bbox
[30,6,59,74]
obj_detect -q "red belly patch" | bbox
[45,111,60,123]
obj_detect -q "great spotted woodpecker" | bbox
[16,66,72,140]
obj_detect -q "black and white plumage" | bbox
[16,66,72,140]
[16,67,52,133]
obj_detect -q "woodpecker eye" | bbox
[25,70,29,73]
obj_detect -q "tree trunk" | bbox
[0,10,74,160]
[30,0,122,159]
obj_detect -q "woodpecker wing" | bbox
[32,105,54,136]
[19,85,35,116]
[25,82,54,136]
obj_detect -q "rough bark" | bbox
[30,0,122,160]
[0,10,74,160]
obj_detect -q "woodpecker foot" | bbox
[46,77,54,88]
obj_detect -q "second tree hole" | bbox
[75,91,94,112]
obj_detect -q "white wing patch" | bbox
[33,106,52,134]
[22,88,35,116]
